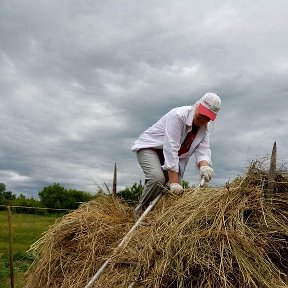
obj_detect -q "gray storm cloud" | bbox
[0,0,287,197]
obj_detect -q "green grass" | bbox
[0,209,62,288]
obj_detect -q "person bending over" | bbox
[131,92,221,218]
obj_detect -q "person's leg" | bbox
[135,149,165,217]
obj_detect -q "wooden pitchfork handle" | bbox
[84,192,162,288]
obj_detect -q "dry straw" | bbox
[27,161,288,288]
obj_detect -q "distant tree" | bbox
[39,183,66,209]
[0,183,6,193]
[65,189,94,209]
[0,183,5,205]
[12,194,43,214]
[38,183,93,210]
[0,183,16,205]
[117,182,144,205]
[2,191,16,200]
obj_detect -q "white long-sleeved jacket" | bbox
[131,105,212,177]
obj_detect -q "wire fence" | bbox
[0,205,72,288]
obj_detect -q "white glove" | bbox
[200,166,214,182]
[169,183,184,196]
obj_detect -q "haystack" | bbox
[27,162,288,288]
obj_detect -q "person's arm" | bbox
[195,130,211,166]
[199,160,214,182]
[168,169,180,184]
[161,108,185,173]
[198,160,209,168]
[167,169,183,196]
[196,130,214,182]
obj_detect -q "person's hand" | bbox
[169,183,184,196]
[200,166,214,182]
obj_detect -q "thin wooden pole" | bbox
[84,192,162,288]
[7,206,14,288]
[112,162,117,197]
[267,141,277,194]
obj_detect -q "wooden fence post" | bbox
[112,162,117,197]
[7,206,14,288]
[267,141,277,194]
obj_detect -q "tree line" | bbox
[0,182,145,214]
[0,179,191,214]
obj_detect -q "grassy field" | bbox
[0,209,62,288]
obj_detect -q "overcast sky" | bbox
[1,0,288,198]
